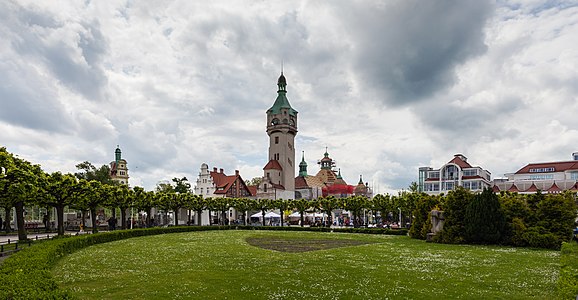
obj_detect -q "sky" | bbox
[1,0,577,194]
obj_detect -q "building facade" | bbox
[492,152,578,193]
[257,72,298,200]
[110,145,129,185]
[422,154,491,195]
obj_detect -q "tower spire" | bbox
[299,151,308,177]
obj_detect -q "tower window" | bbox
[288,158,292,166]
[288,142,292,149]
[275,136,279,144]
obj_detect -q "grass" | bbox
[52,230,559,299]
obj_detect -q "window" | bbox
[463,169,477,176]
[471,181,478,190]
[428,171,440,179]
[288,158,292,166]
[529,167,555,173]
[264,184,267,192]
[201,188,203,194]
[570,172,578,180]
[275,136,279,144]
[528,174,554,180]
[267,172,270,179]
[288,142,292,149]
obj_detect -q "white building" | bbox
[492,152,578,193]
[421,154,491,195]
[110,145,129,185]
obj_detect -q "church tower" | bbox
[262,71,298,199]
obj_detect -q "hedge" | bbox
[558,242,578,299]
[0,225,405,299]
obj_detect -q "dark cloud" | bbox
[334,0,493,105]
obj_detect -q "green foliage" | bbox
[74,161,114,185]
[409,194,440,239]
[436,187,474,244]
[464,188,507,244]
[558,242,578,299]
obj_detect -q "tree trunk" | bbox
[120,208,127,229]
[81,210,87,230]
[174,208,179,226]
[196,209,202,226]
[146,208,152,227]
[261,210,266,226]
[15,201,27,241]
[326,210,332,227]
[4,207,11,233]
[280,211,284,227]
[90,208,98,233]
[187,209,191,225]
[208,209,212,225]
[242,212,246,225]
[56,205,65,235]
[300,212,304,227]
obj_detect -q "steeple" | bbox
[267,72,297,117]
[358,175,363,185]
[320,147,333,170]
[115,145,122,163]
[336,168,342,179]
[299,151,308,177]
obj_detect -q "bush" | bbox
[436,187,473,244]
[464,188,506,244]
[558,242,578,299]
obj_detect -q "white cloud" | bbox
[1,0,577,193]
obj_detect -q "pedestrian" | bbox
[43,214,49,231]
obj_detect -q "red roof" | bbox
[515,161,578,174]
[322,184,354,197]
[247,185,257,196]
[571,182,578,191]
[547,182,562,192]
[507,184,520,192]
[210,170,252,196]
[524,183,539,193]
[492,185,500,192]
[263,160,283,170]
[462,175,483,180]
[447,156,473,169]
[295,176,309,189]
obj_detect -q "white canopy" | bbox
[250,211,281,218]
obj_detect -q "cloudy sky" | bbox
[1,0,577,194]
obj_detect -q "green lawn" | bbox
[52,230,559,299]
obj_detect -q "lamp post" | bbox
[398,207,402,227]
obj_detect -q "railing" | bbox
[0,234,53,257]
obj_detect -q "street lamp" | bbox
[398,207,402,227]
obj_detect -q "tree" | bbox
[172,177,191,194]
[436,187,473,244]
[408,181,419,193]
[409,194,441,239]
[185,194,206,226]
[75,180,108,233]
[274,198,292,227]
[291,199,311,227]
[341,196,368,228]
[464,188,507,244]
[75,161,114,185]
[245,177,262,187]
[41,172,78,235]
[164,192,187,226]
[112,185,132,229]
[133,187,153,227]
[317,196,338,227]
[371,194,393,225]
[231,198,251,225]
[252,198,272,226]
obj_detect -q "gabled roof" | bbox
[247,185,257,196]
[295,176,309,189]
[507,184,520,192]
[492,185,500,193]
[446,156,473,169]
[263,160,283,171]
[515,161,578,174]
[524,183,539,193]
[210,170,252,196]
[547,182,562,192]
[571,182,578,191]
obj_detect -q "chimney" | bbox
[573,152,578,161]
[220,168,224,174]
[235,170,239,176]
[213,167,217,172]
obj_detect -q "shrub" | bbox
[558,242,578,299]
[436,187,473,244]
[464,188,506,244]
